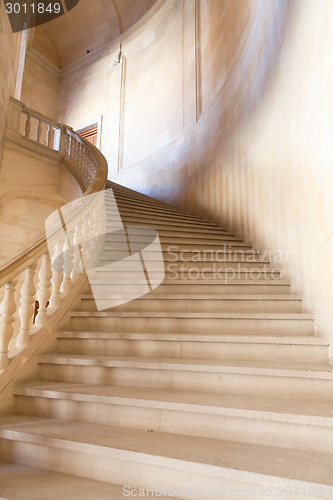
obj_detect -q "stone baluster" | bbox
[74,139,79,162]
[81,214,92,270]
[36,119,42,144]
[71,137,76,159]
[49,243,64,310]
[82,154,88,178]
[64,133,70,158]
[0,279,19,371]
[47,124,54,149]
[61,235,74,294]
[25,112,31,139]
[72,223,83,277]
[35,254,52,327]
[78,143,83,166]
[16,264,37,347]
[70,136,75,159]
[88,208,98,265]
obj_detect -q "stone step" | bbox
[105,203,225,224]
[90,267,282,282]
[81,279,292,296]
[99,255,272,270]
[0,461,129,500]
[105,207,222,227]
[110,195,209,220]
[56,332,328,364]
[159,242,253,251]
[112,189,199,216]
[1,417,332,495]
[102,233,251,248]
[13,383,333,453]
[37,355,333,401]
[69,311,314,336]
[107,199,214,223]
[98,248,263,264]
[79,294,303,313]
[105,225,241,241]
[114,216,232,234]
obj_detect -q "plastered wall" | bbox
[58,0,333,348]
[0,143,65,264]
[20,48,60,121]
[0,3,20,161]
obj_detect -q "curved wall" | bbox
[0,5,20,161]
[58,0,333,349]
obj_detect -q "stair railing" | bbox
[0,98,108,372]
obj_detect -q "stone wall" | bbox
[56,0,333,350]
[0,4,20,161]
[0,143,65,264]
[20,49,60,122]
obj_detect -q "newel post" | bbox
[0,278,19,371]
[58,124,70,160]
[7,97,24,132]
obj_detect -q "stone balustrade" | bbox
[0,98,108,373]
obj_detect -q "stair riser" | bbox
[109,211,218,226]
[57,339,328,364]
[113,198,203,215]
[82,282,291,295]
[114,199,202,215]
[14,395,333,454]
[91,270,281,281]
[112,193,190,213]
[39,364,333,401]
[0,438,310,499]
[112,203,210,223]
[102,235,249,248]
[80,298,303,313]
[161,243,252,251]
[99,248,260,258]
[99,258,272,270]
[118,219,231,234]
[70,316,314,336]
[105,227,238,240]
[111,204,212,223]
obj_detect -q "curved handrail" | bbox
[0,98,108,372]
[0,99,108,288]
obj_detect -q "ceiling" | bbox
[32,0,158,68]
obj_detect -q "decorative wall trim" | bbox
[117,55,126,173]
[117,2,184,173]
[27,48,61,79]
[195,0,202,122]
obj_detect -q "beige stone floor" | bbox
[0,461,160,500]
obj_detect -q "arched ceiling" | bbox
[32,0,158,68]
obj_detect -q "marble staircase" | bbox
[1,185,333,499]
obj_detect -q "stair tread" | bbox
[0,461,129,500]
[70,311,313,319]
[0,416,332,486]
[38,354,333,378]
[105,225,238,236]
[14,382,333,423]
[80,294,302,301]
[116,222,234,234]
[86,279,290,285]
[58,331,328,345]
